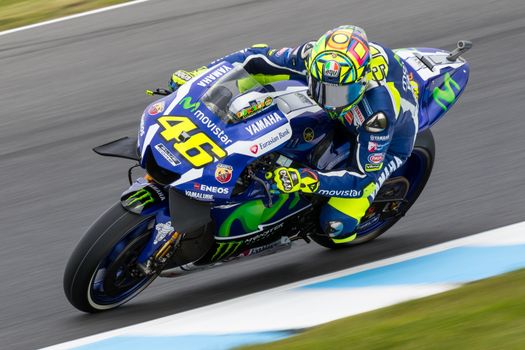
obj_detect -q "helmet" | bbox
[306,25,371,118]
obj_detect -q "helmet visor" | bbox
[309,75,366,110]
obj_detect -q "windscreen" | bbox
[200,65,272,124]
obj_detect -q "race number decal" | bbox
[158,116,226,167]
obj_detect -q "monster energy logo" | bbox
[211,241,243,261]
[179,96,200,112]
[433,72,460,111]
[125,188,155,208]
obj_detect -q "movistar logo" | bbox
[433,73,461,111]
[179,96,200,112]
[125,188,154,207]
[211,241,242,261]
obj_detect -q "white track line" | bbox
[0,0,150,37]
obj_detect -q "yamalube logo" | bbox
[245,112,284,136]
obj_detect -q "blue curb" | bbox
[300,245,525,289]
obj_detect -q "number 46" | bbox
[157,116,226,168]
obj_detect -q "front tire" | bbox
[311,129,435,249]
[63,203,158,313]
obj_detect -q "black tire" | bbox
[63,203,158,313]
[311,129,435,249]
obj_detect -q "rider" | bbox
[169,25,419,244]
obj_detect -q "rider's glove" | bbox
[266,167,320,194]
[169,66,208,91]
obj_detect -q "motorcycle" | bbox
[64,41,472,312]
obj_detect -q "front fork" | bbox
[120,178,181,272]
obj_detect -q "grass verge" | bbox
[0,0,130,32]
[242,268,525,350]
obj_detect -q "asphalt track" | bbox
[1,0,525,349]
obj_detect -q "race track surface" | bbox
[1,0,525,348]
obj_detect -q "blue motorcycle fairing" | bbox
[395,47,470,130]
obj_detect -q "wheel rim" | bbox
[88,219,155,307]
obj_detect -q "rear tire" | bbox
[311,129,435,249]
[63,203,158,313]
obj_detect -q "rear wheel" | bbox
[63,203,158,313]
[311,129,435,249]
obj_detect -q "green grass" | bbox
[241,269,525,350]
[0,0,130,31]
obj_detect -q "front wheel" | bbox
[311,129,435,249]
[63,203,158,313]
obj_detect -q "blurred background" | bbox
[1,0,525,349]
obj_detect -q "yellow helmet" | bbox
[306,25,371,118]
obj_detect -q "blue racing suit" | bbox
[190,42,419,242]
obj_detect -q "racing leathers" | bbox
[173,43,419,244]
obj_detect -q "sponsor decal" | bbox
[194,109,233,145]
[196,64,233,87]
[244,222,285,245]
[194,183,230,195]
[324,61,340,78]
[433,72,460,111]
[215,163,233,184]
[358,215,380,230]
[370,134,390,141]
[185,190,213,201]
[125,188,155,206]
[365,163,383,172]
[368,153,384,164]
[178,97,232,145]
[275,47,291,57]
[258,128,290,151]
[154,221,174,244]
[250,145,259,154]
[154,143,181,167]
[351,106,366,126]
[179,96,200,112]
[318,189,362,197]
[244,112,284,136]
[148,101,165,115]
[367,141,388,152]
[371,157,404,197]
[211,241,243,261]
[303,127,315,142]
[344,111,353,125]
[268,49,276,56]
[236,97,273,119]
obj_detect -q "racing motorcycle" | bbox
[64,41,472,312]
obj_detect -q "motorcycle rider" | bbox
[169,25,419,244]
